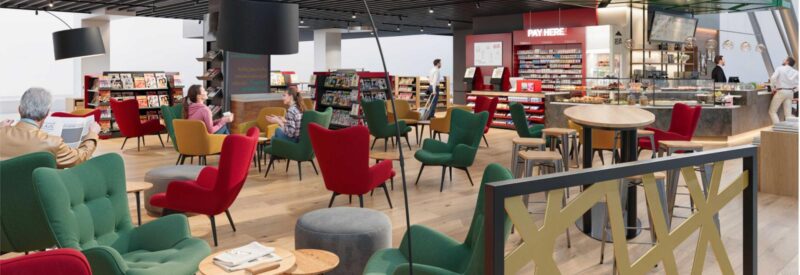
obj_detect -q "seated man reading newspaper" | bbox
[0,87,100,168]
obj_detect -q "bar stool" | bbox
[600,172,668,264]
[542,128,578,170]
[518,150,571,248]
[637,129,656,159]
[657,140,717,229]
[510,137,546,178]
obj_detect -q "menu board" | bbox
[649,12,697,43]
[227,52,269,94]
[474,42,503,66]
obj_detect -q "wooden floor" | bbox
[96,129,797,274]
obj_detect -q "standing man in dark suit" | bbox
[711,55,727,83]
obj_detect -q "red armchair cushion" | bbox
[110,99,165,138]
[51,109,101,123]
[0,249,91,275]
[473,96,499,133]
[149,130,258,216]
[638,103,702,150]
[309,123,394,195]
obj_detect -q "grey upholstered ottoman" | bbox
[143,165,204,216]
[295,207,392,275]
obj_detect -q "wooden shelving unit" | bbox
[394,76,420,108]
[419,76,451,111]
[466,90,545,129]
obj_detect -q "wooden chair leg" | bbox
[137,136,141,151]
[404,134,412,151]
[371,138,378,150]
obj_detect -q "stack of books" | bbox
[213,242,282,272]
[773,117,798,133]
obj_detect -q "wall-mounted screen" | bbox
[474,42,503,66]
[649,11,697,44]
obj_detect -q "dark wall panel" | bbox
[473,14,523,35]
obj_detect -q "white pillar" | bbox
[314,29,341,71]
[80,18,110,76]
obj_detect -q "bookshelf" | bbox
[394,76,420,108]
[313,71,393,129]
[466,91,545,129]
[419,76,451,111]
[197,42,225,118]
[515,44,584,92]
[84,71,182,138]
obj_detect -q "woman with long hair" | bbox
[184,84,232,134]
[266,87,304,142]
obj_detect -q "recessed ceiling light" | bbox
[420,27,424,32]
[300,17,304,24]
[48,0,54,7]
[428,7,434,13]
[396,25,401,31]
[447,21,452,27]
[351,12,357,19]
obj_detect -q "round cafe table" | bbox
[564,105,655,240]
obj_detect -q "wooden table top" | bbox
[199,247,296,275]
[542,128,576,136]
[564,105,655,129]
[637,129,655,136]
[258,137,270,143]
[126,181,153,193]
[285,249,339,275]
[369,151,400,161]
[658,140,703,150]
[512,137,546,146]
[417,120,431,125]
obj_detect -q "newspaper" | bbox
[40,116,93,148]
[213,242,281,272]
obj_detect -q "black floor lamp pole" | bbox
[361,0,414,273]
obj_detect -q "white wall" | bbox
[110,16,203,88]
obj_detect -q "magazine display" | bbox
[109,74,123,89]
[133,75,146,88]
[156,73,169,88]
[40,116,93,148]
[121,73,134,89]
[144,73,157,88]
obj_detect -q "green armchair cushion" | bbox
[264,107,332,162]
[161,103,183,151]
[414,109,488,168]
[362,100,412,139]
[0,152,58,253]
[363,163,514,275]
[509,102,544,138]
[32,153,210,275]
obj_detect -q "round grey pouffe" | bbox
[295,207,392,275]
[143,165,204,216]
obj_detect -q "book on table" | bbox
[213,242,282,272]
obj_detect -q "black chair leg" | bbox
[390,177,394,190]
[483,135,489,147]
[382,184,393,208]
[463,167,474,186]
[384,138,388,151]
[415,164,426,185]
[449,166,452,181]
[209,215,218,247]
[224,210,236,232]
[358,195,364,208]
[285,159,291,172]
[157,134,165,147]
[297,161,303,181]
[371,138,378,150]
[176,154,182,165]
[404,134,412,151]
[439,166,447,192]
[265,158,275,178]
[597,150,605,165]
[121,137,129,150]
[328,193,338,207]
[310,161,319,175]
[142,135,146,146]
[137,136,141,151]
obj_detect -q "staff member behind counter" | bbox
[711,55,727,83]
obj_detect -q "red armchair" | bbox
[639,103,702,153]
[110,99,166,151]
[0,249,92,275]
[473,96,498,147]
[308,123,394,209]
[149,128,259,247]
[51,109,101,123]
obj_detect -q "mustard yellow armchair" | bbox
[430,106,472,140]
[235,107,286,138]
[568,120,620,165]
[173,119,226,165]
[301,98,314,111]
[387,100,422,143]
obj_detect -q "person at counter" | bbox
[711,55,727,83]
[768,57,798,124]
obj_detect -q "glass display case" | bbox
[562,78,720,107]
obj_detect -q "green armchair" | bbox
[32,153,211,275]
[363,163,513,275]
[510,102,544,138]
[264,107,333,181]
[414,109,488,192]
[160,103,183,164]
[362,100,413,151]
[0,152,58,253]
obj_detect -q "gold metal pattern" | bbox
[503,161,748,274]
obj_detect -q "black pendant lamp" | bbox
[53,27,106,60]
[217,0,299,55]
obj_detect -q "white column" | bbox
[80,18,110,76]
[314,29,341,71]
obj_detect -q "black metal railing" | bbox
[484,144,758,274]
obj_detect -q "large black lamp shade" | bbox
[218,0,299,55]
[52,27,106,60]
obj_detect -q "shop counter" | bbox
[544,90,774,137]
[230,94,285,123]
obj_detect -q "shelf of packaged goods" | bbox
[490,123,516,129]
[518,72,583,75]
[102,88,171,92]
[468,91,545,98]
[493,114,545,122]
[495,108,544,114]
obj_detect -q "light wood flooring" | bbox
[66,129,800,274]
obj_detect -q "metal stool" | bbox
[511,137,546,178]
[542,128,579,170]
[657,140,717,229]
[637,129,656,159]
[518,150,571,248]
[600,172,668,264]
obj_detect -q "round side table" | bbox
[286,249,339,275]
[126,181,153,226]
[198,247,295,275]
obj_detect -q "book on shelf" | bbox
[159,95,170,106]
[350,103,360,116]
[133,75,146,88]
[207,87,222,98]
[156,73,169,88]
[144,73,157,88]
[360,78,388,90]
[199,50,221,61]
[98,75,110,89]
[147,94,160,108]
[109,73,123,89]
[171,74,183,87]
[120,73,134,89]
[146,111,160,121]
[270,72,286,86]
[136,95,148,108]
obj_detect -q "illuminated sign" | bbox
[526,28,566,37]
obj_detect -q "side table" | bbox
[126,181,153,225]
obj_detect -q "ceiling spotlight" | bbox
[300,17,304,24]
[48,0,54,7]
[396,25,401,31]
[428,7,434,13]
[447,21,452,27]
[370,32,374,36]
[351,12,357,19]
[420,27,424,32]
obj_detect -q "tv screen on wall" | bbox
[649,11,697,44]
